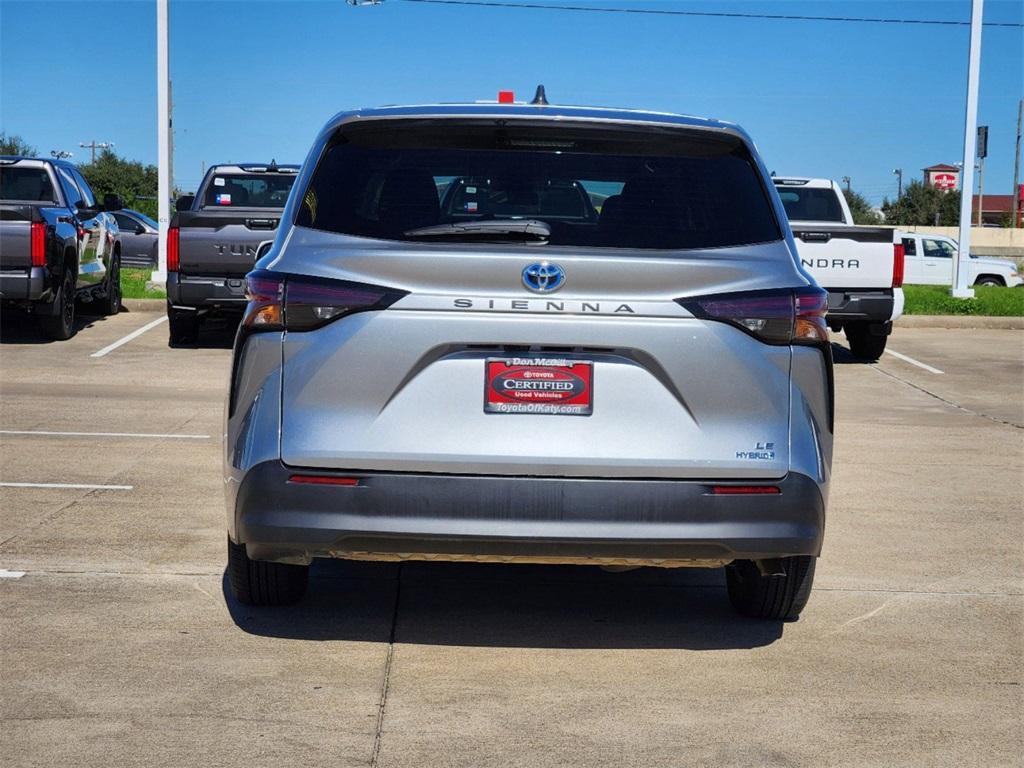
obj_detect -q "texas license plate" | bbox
[484,358,593,416]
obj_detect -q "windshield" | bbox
[296,120,781,250]
[775,187,845,223]
[0,166,58,203]
[202,173,296,208]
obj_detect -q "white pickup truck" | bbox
[899,233,1022,287]
[773,177,903,360]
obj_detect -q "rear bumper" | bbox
[0,267,49,302]
[825,287,900,324]
[234,461,826,565]
[167,273,248,312]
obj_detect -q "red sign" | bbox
[484,359,593,416]
[933,173,958,190]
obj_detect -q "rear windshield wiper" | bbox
[403,219,550,244]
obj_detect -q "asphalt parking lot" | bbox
[1,308,1021,768]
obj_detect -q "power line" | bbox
[396,0,1024,28]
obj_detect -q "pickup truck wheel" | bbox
[726,556,816,621]
[227,537,309,605]
[845,323,887,360]
[974,277,1003,287]
[167,306,199,345]
[99,256,121,315]
[39,268,76,340]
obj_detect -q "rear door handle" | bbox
[245,218,278,230]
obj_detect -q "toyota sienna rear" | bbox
[224,98,833,620]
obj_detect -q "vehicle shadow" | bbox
[223,560,785,650]
[830,341,869,365]
[168,314,238,350]
[0,306,109,345]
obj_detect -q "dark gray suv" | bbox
[224,100,833,620]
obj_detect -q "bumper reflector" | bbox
[288,474,359,486]
[710,485,781,495]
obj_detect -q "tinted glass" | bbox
[203,174,296,208]
[901,237,917,256]
[297,121,781,250]
[56,167,84,208]
[775,187,845,223]
[922,239,952,258]
[70,168,96,207]
[0,166,57,202]
[113,213,138,230]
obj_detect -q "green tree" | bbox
[79,149,159,218]
[882,180,962,226]
[0,132,37,156]
[842,188,882,225]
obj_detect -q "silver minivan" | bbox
[224,100,833,620]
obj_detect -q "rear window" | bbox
[775,187,845,223]
[202,173,296,208]
[0,166,57,203]
[296,120,781,250]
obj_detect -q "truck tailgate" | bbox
[791,225,895,288]
[0,205,34,271]
[175,209,282,276]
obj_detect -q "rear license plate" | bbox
[484,358,593,416]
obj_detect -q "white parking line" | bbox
[884,349,944,375]
[0,482,134,490]
[90,316,167,358]
[0,569,26,579]
[0,430,209,440]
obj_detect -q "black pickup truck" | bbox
[0,156,123,339]
[167,162,298,343]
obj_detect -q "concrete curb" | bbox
[899,314,1024,330]
[121,299,165,313]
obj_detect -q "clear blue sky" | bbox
[2,0,1021,205]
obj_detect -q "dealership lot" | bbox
[1,309,1021,768]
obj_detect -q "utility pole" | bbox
[976,125,988,225]
[953,0,983,299]
[893,168,903,199]
[842,176,851,194]
[79,140,114,163]
[153,0,170,284]
[1012,99,1022,229]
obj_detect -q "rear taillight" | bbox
[30,222,46,267]
[679,287,829,346]
[288,474,360,486]
[241,270,407,333]
[167,226,180,272]
[892,243,905,288]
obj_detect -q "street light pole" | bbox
[892,168,903,199]
[1012,99,1022,229]
[153,0,170,284]
[953,0,983,299]
[842,176,851,194]
[79,141,114,163]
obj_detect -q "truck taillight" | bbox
[241,270,408,333]
[678,287,829,346]
[167,226,180,272]
[892,243,905,288]
[30,222,46,267]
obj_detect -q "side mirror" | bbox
[175,195,195,212]
[103,194,124,211]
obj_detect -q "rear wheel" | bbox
[845,322,887,360]
[726,556,816,621]
[227,537,309,605]
[39,267,76,340]
[167,305,199,345]
[99,255,121,315]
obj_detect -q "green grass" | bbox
[903,284,1024,316]
[120,268,166,300]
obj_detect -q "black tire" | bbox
[726,556,816,621]
[227,537,309,606]
[99,255,121,316]
[39,267,76,340]
[845,323,887,360]
[167,305,199,345]
[974,277,1003,287]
